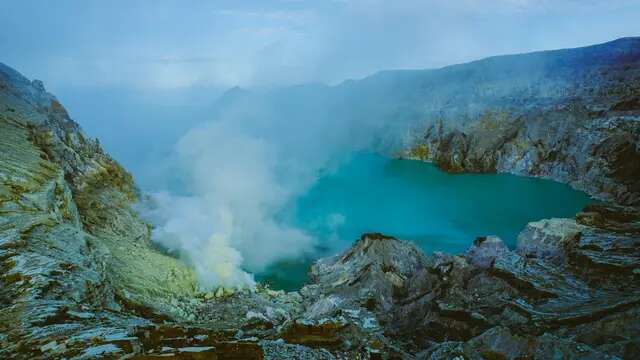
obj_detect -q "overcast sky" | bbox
[2,0,640,92]
[1,0,639,185]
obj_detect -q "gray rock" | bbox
[516,218,584,263]
[465,236,509,268]
[309,232,428,313]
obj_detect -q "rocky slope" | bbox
[0,38,639,359]
[396,37,640,206]
[0,62,203,358]
[308,209,640,359]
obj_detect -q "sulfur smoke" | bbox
[141,85,407,289]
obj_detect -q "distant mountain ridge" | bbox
[221,36,640,109]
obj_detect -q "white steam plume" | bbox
[141,84,406,290]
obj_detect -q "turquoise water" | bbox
[256,153,592,290]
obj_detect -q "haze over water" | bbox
[258,153,592,290]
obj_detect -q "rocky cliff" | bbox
[1,38,639,359]
[396,37,640,206]
[0,62,205,358]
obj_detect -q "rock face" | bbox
[393,205,640,359]
[0,63,201,358]
[399,38,640,206]
[309,233,428,312]
[1,38,640,359]
[295,208,639,359]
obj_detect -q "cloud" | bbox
[3,0,639,91]
[141,101,322,289]
[139,75,407,288]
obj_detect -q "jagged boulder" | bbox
[309,233,428,313]
[576,202,640,234]
[419,326,618,360]
[465,236,509,268]
[516,218,584,263]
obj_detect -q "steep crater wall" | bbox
[395,38,640,205]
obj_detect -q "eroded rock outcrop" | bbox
[303,210,640,359]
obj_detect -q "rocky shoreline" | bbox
[1,39,639,359]
[398,39,640,207]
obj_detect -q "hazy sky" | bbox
[2,0,640,92]
[1,0,639,188]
